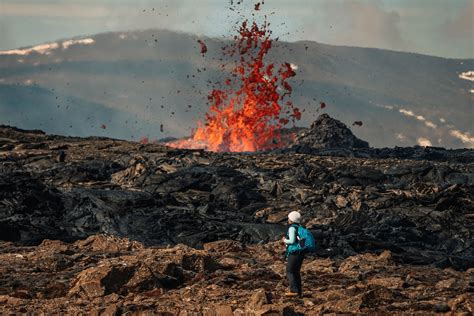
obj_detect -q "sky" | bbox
[0,0,473,59]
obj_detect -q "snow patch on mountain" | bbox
[449,129,474,147]
[62,38,95,50]
[0,43,60,56]
[417,137,432,147]
[459,71,474,82]
[399,108,437,129]
[0,38,95,56]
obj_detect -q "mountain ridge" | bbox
[0,29,473,148]
[3,28,473,61]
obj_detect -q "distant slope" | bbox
[0,84,162,140]
[0,29,472,148]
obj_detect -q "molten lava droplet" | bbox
[254,3,261,10]
[100,124,107,129]
[293,108,302,120]
[169,8,301,152]
[320,102,326,109]
[197,40,207,54]
[353,121,363,127]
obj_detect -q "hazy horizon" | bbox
[3,28,474,62]
[1,0,473,59]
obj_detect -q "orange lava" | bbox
[168,12,300,152]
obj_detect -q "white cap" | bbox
[288,211,301,223]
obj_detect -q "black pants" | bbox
[286,252,305,294]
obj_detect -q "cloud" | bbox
[1,0,470,58]
[0,16,16,49]
[442,0,474,39]
[436,0,474,58]
[311,0,410,52]
[0,3,111,18]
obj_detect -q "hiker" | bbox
[282,211,315,297]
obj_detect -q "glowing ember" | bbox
[197,40,208,54]
[169,8,301,152]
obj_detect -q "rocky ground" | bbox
[0,114,473,314]
[0,234,473,314]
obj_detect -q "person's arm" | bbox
[284,226,297,245]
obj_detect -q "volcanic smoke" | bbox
[168,5,301,152]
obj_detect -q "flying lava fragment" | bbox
[168,2,301,152]
[353,121,363,126]
[197,40,207,54]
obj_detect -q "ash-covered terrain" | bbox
[0,114,473,314]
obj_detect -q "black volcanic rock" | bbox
[294,114,369,149]
[0,125,473,271]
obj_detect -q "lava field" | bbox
[0,114,473,314]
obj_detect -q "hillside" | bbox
[0,29,473,148]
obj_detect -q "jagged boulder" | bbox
[294,114,369,149]
[68,245,221,299]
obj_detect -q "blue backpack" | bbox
[287,224,316,255]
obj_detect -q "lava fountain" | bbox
[168,8,301,152]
